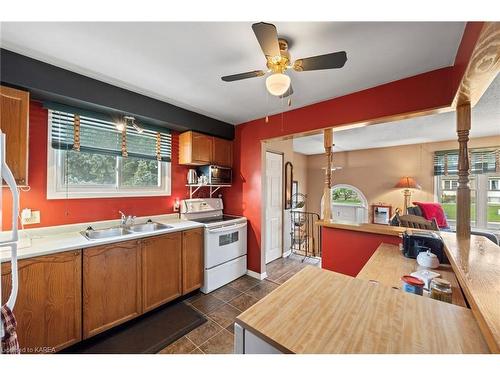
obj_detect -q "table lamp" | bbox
[394,177,421,214]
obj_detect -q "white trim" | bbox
[321,184,369,223]
[246,269,268,280]
[263,150,284,265]
[47,130,171,199]
[282,249,292,257]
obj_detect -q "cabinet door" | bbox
[0,85,29,185]
[212,137,233,167]
[182,228,204,294]
[142,232,182,312]
[83,240,142,339]
[191,132,213,164]
[1,251,82,353]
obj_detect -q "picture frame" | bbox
[372,204,392,225]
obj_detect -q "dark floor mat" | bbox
[62,302,206,354]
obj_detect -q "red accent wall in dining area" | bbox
[223,22,485,274]
[1,101,190,230]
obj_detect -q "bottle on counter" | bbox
[430,278,453,304]
[401,275,425,296]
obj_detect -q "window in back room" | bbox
[434,148,500,232]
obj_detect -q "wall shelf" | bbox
[186,184,231,198]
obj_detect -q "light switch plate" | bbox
[21,210,40,225]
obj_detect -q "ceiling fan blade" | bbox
[221,70,266,82]
[252,22,281,58]
[279,84,294,98]
[293,51,347,72]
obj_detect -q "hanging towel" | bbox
[1,304,20,354]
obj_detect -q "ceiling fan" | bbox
[221,22,348,98]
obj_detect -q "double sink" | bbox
[81,221,172,240]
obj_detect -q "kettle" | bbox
[417,250,440,269]
[187,169,198,185]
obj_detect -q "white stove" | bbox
[181,198,247,293]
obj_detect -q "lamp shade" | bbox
[394,176,421,189]
[265,73,291,96]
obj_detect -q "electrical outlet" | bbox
[21,210,40,225]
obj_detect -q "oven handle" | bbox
[207,222,247,233]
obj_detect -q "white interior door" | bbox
[265,151,283,264]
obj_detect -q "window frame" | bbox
[47,122,171,200]
[435,174,500,232]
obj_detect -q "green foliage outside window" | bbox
[63,150,159,188]
[332,187,362,205]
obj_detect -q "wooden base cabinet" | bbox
[83,240,142,339]
[0,251,82,353]
[142,232,182,312]
[182,228,204,294]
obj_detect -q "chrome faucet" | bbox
[119,211,136,226]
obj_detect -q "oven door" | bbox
[205,222,247,269]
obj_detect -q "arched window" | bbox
[321,184,369,223]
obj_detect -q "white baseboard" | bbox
[282,250,291,257]
[247,269,268,280]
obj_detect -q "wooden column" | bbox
[322,129,333,220]
[456,103,471,239]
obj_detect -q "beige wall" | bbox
[306,136,500,218]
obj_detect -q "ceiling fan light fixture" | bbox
[265,73,291,96]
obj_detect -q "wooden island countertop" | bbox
[357,243,466,307]
[316,220,407,236]
[440,232,500,354]
[316,220,500,353]
[235,266,489,354]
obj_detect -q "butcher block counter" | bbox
[439,232,500,354]
[316,220,409,236]
[317,220,500,353]
[234,266,489,354]
[357,243,466,307]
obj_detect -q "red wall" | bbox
[1,101,190,230]
[321,228,401,277]
[224,23,484,274]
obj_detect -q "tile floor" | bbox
[157,253,320,354]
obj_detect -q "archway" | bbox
[321,184,369,223]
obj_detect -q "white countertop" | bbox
[0,214,204,263]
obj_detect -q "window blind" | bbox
[434,147,499,176]
[48,105,171,162]
[470,148,498,174]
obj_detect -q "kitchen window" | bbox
[46,105,172,199]
[434,148,500,232]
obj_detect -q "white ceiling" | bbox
[293,74,500,155]
[0,22,465,124]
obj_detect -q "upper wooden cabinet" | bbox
[182,227,204,294]
[1,251,82,353]
[212,137,233,168]
[0,85,29,185]
[179,130,233,167]
[142,232,182,313]
[82,240,142,339]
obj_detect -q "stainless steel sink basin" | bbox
[128,222,172,233]
[81,227,132,240]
